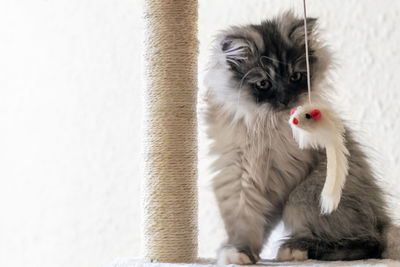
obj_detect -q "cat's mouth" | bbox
[271,99,299,112]
[253,91,303,112]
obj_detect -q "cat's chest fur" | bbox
[206,99,317,204]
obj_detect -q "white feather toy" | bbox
[289,105,349,214]
[288,0,349,214]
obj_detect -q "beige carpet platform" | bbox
[110,258,400,267]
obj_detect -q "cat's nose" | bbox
[279,98,290,106]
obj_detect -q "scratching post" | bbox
[142,0,198,263]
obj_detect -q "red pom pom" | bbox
[310,109,322,120]
[291,108,297,115]
[293,118,299,125]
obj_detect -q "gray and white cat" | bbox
[203,12,400,265]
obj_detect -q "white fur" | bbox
[289,104,349,214]
[217,247,252,265]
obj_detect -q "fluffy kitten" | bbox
[204,12,400,264]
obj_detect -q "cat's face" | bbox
[207,12,330,113]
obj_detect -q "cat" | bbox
[203,12,400,265]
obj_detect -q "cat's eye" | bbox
[290,72,303,83]
[255,79,270,90]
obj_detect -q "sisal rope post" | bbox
[142,0,198,263]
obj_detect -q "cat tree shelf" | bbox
[110,258,400,267]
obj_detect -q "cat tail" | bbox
[382,225,400,260]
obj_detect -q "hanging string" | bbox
[302,0,312,104]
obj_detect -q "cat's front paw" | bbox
[277,245,308,261]
[218,246,257,265]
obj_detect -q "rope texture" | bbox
[142,0,198,263]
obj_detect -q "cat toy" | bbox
[288,0,349,214]
[289,105,349,214]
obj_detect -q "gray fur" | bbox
[204,12,398,264]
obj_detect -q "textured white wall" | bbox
[0,1,144,267]
[0,1,399,267]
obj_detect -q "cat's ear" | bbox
[289,18,317,44]
[219,29,262,68]
[220,37,256,66]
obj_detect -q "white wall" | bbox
[0,1,399,267]
[0,1,144,266]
